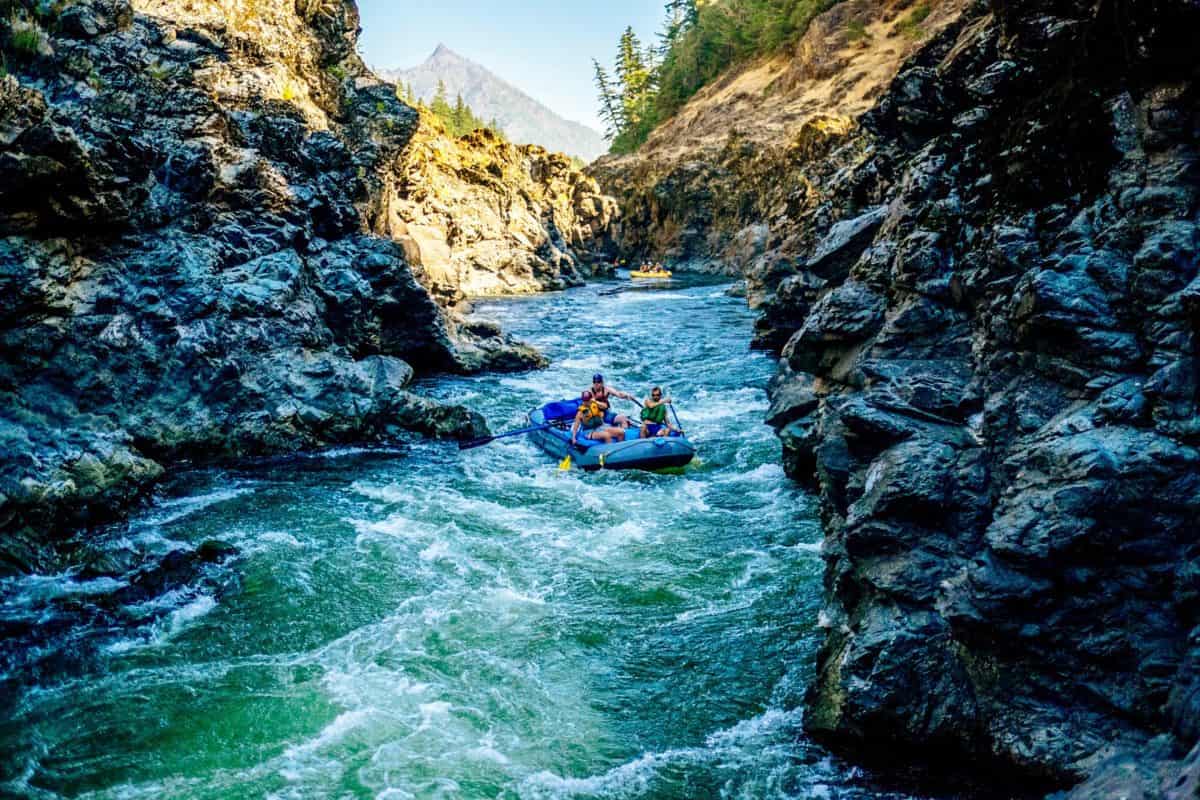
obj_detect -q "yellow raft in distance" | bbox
[630,268,672,279]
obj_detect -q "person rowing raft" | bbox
[639,386,680,438]
[588,373,635,429]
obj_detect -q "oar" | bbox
[458,423,556,451]
[667,397,685,435]
[559,433,591,470]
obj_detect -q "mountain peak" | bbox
[385,48,607,161]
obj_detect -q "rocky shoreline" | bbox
[596,0,1200,794]
[0,0,613,575]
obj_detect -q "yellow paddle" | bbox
[558,452,572,470]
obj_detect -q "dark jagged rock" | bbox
[0,0,608,576]
[599,0,1199,792]
[743,0,1200,791]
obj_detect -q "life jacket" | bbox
[641,403,667,424]
[579,400,604,426]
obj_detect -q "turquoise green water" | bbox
[0,278,911,799]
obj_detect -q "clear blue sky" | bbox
[356,0,663,132]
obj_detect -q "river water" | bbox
[0,277,921,799]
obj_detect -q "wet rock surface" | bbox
[0,0,610,575]
[737,0,1200,792]
[596,0,1199,789]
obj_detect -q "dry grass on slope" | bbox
[609,0,967,165]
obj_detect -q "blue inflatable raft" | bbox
[528,399,696,471]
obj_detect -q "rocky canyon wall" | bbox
[598,0,1200,793]
[380,117,618,302]
[0,0,615,573]
[589,0,966,274]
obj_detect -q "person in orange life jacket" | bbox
[570,390,626,445]
[588,373,634,429]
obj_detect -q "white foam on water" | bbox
[730,550,775,590]
[487,586,548,607]
[519,749,672,799]
[350,514,442,546]
[306,445,399,460]
[276,709,372,785]
[259,531,305,549]
[519,707,806,799]
[703,706,800,748]
[578,492,606,513]
[0,573,128,611]
[672,597,756,624]
[499,373,562,392]
[321,664,431,713]
[467,744,511,765]
[351,482,412,504]
[374,788,417,800]
[616,291,692,303]
[417,701,451,731]
[688,386,768,417]
[142,485,254,526]
[675,480,711,513]
[585,520,648,558]
[558,356,603,370]
[714,462,787,484]
[107,593,217,654]
[418,540,452,562]
[166,593,216,634]
[282,709,371,762]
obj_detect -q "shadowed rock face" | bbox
[0,0,612,574]
[751,0,1199,791]
[598,0,1198,790]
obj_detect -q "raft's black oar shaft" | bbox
[458,423,554,451]
[668,401,684,433]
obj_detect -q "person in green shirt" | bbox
[639,387,679,438]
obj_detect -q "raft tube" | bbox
[630,269,672,279]
[528,400,695,471]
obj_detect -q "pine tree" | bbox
[430,79,452,124]
[659,0,698,53]
[597,0,836,154]
[592,59,623,140]
[612,27,657,152]
[452,94,468,135]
